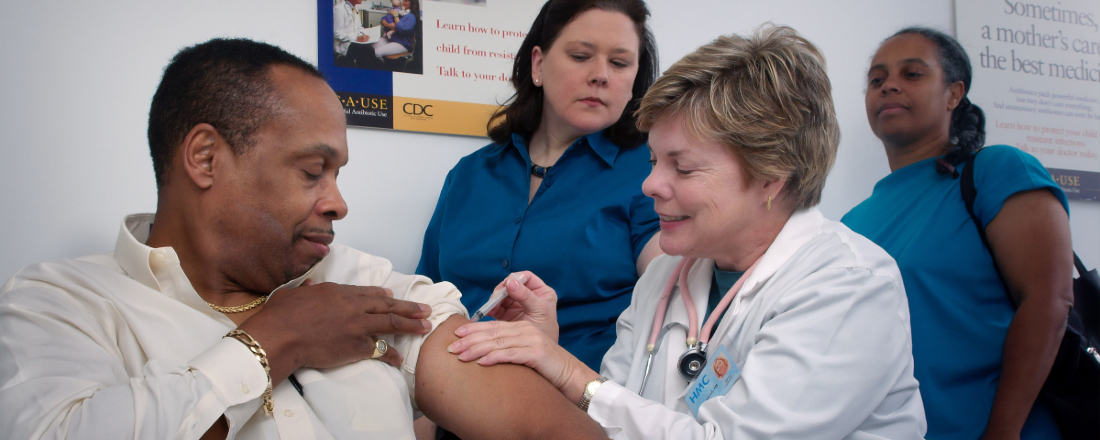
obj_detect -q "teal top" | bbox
[842,145,1068,440]
[703,264,744,340]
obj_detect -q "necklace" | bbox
[530,163,551,178]
[208,295,269,313]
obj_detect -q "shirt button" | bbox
[240,383,250,394]
[284,409,294,417]
[501,259,509,268]
[151,251,166,265]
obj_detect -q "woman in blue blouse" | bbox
[373,0,418,58]
[842,28,1073,440]
[417,0,662,372]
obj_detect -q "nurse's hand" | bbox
[448,320,588,394]
[488,271,559,342]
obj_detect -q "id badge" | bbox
[684,344,740,417]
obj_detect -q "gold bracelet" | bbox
[225,329,274,416]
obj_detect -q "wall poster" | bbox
[320,0,543,137]
[957,0,1100,200]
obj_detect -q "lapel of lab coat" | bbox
[674,207,826,401]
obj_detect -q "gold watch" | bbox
[578,377,608,412]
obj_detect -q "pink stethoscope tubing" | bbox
[646,257,760,350]
[638,257,759,392]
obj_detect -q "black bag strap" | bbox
[960,150,1100,440]
[959,149,1014,307]
[1074,253,1088,280]
[961,149,1090,310]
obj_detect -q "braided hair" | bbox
[889,27,985,167]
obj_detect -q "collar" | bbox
[493,131,621,168]
[114,213,163,292]
[712,264,744,296]
[738,207,826,296]
[689,207,826,301]
[668,207,826,389]
[113,213,317,302]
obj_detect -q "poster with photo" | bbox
[319,0,542,136]
[956,0,1100,200]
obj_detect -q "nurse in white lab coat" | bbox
[448,25,927,440]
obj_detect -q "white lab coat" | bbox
[333,0,361,56]
[590,208,927,440]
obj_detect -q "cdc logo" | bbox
[403,103,433,117]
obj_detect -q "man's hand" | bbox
[237,282,433,385]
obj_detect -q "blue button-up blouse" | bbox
[417,131,660,369]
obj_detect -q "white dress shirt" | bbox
[0,214,466,440]
[333,0,361,56]
[590,208,927,439]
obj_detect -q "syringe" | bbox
[469,284,508,322]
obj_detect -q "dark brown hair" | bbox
[486,0,658,149]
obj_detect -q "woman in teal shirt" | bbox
[842,27,1073,440]
[417,0,662,371]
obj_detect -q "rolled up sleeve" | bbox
[351,252,467,405]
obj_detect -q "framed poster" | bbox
[956,0,1100,200]
[319,0,543,136]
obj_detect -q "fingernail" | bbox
[447,342,459,353]
[476,358,486,365]
[455,325,468,336]
[421,320,432,330]
[507,278,519,290]
[418,303,431,312]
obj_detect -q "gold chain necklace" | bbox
[208,295,269,313]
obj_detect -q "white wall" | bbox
[1,0,1096,280]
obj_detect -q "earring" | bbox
[766,196,772,211]
[534,78,540,85]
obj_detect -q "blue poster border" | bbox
[318,0,395,128]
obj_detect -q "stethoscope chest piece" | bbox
[646,257,759,387]
[677,344,707,381]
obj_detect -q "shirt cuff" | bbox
[190,337,269,409]
[587,379,629,438]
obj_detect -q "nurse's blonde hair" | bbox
[636,24,838,208]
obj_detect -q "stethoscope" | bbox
[638,257,759,394]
